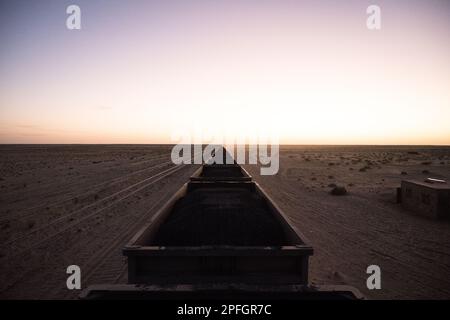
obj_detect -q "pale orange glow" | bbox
[1,1,449,144]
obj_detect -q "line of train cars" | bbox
[81,149,362,300]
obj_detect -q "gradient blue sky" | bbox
[1,0,449,144]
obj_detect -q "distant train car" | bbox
[190,164,252,182]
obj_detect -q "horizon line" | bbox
[1,143,450,147]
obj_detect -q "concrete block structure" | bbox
[400,179,450,219]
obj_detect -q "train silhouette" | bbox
[81,148,362,300]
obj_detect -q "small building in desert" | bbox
[399,179,450,219]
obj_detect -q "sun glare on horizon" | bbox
[1,0,449,145]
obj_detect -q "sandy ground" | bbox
[244,145,450,299]
[0,145,449,299]
[0,145,199,299]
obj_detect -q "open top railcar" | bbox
[81,149,363,299]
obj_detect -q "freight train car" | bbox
[81,151,363,300]
[190,164,252,182]
[123,179,312,285]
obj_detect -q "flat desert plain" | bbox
[0,145,449,299]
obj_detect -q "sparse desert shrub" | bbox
[422,170,430,174]
[421,161,432,165]
[328,183,337,188]
[27,221,35,229]
[401,171,407,175]
[328,175,334,179]
[330,186,347,196]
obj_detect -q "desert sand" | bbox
[244,145,450,299]
[0,145,449,299]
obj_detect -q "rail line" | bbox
[0,164,190,294]
[0,152,168,198]
[0,154,172,224]
[2,164,186,257]
[1,160,174,244]
[58,196,171,299]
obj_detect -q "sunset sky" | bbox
[1,0,449,144]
